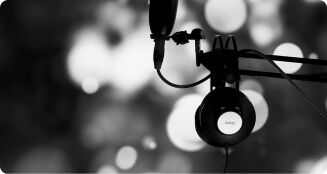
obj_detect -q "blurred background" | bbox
[0,0,327,173]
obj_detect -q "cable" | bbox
[240,49,327,120]
[224,142,229,173]
[156,69,212,88]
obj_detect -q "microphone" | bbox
[149,0,179,69]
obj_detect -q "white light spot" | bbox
[242,90,269,133]
[247,0,263,4]
[240,79,264,95]
[111,26,153,97]
[273,43,304,74]
[166,94,206,152]
[309,53,319,59]
[115,146,138,170]
[82,77,100,94]
[176,0,187,21]
[178,21,202,32]
[97,165,118,174]
[0,167,4,174]
[142,136,157,150]
[67,28,112,86]
[96,1,136,35]
[205,0,247,33]
[294,159,316,173]
[311,156,327,174]
[0,0,5,6]
[195,72,211,96]
[250,23,275,47]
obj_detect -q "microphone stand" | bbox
[163,29,327,84]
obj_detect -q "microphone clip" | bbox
[171,28,206,45]
[171,28,206,66]
[150,34,170,41]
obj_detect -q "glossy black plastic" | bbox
[195,87,256,147]
[149,0,179,36]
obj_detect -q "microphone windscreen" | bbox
[149,0,179,36]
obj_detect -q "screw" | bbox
[226,74,236,83]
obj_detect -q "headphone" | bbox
[195,87,256,147]
[148,0,257,148]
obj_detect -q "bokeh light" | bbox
[110,26,153,97]
[311,156,327,174]
[96,1,136,35]
[204,0,247,33]
[166,94,206,152]
[97,165,118,174]
[309,53,319,59]
[247,0,282,47]
[178,21,202,32]
[273,43,304,74]
[67,27,111,87]
[82,77,100,94]
[240,79,264,95]
[0,168,3,174]
[1,0,327,173]
[247,0,263,4]
[241,90,269,133]
[195,72,211,96]
[142,135,157,151]
[115,146,138,170]
[250,23,274,47]
[175,0,187,21]
[249,23,277,47]
[294,158,316,173]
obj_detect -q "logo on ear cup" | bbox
[217,111,243,135]
[195,87,256,147]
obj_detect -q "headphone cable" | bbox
[224,142,229,173]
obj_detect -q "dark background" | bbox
[0,0,327,173]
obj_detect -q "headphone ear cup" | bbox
[195,94,220,146]
[195,104,208,144]
[194,88,256,147]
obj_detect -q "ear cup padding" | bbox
[195,87,256,147]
